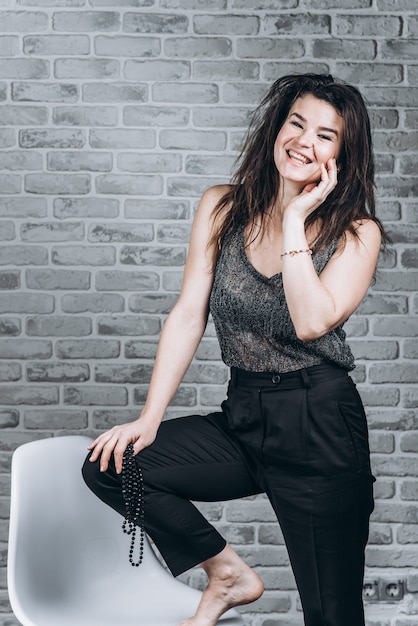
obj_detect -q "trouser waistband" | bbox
[231,363,348,389]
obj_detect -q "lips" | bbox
[287,149,312,165]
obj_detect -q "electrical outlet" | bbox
[379,579,404,602]
[363,581,379,601]
[363,579,405,602]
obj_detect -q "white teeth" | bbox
[288,150,311,165]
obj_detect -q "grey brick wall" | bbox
[0,2,417,625]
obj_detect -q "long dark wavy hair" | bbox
[210,73,389,251]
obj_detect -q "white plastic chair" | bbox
[8,435,244,626]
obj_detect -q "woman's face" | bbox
[273,93,344,186]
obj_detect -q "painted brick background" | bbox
[0,1,417,624]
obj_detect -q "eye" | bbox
[290,120,303,129]
[318,133,332,141]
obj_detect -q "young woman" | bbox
[83,73,388,626]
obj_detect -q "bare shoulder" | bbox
[197,184,232,216]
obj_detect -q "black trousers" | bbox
[82,363,374,626]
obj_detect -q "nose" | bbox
[297,129,314,147]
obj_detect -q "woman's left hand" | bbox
[286,157,338,220]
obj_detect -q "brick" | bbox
[0,339,51,359]
[0,12,48,32]
[0,105,48,126]
[194,61,258,81]
[370,108,399,130]
[337,63,403,85]
[26,172,90,193]
[52,106,117,127]
[90,129,155,149]
[0,151,43,171]
[53,11,120,32]
[21,222,84,242]
[0,318,21,336]
[55,339,120,359]
[400,481,418,501]
[120,245,186,267]
[55,58,119,79]
[233,0,296,7]
[0,36,19,56]
[374,318,418,338]
[183,364,228,385]
[125,199,189,220]
[366,547,418,568]
[403,388,418,409]
[401,249,418,268]
[368,523,392,545]
[153,82,218,103]
[400,433,418,453]
[97,315,160,336]
[405,110,418,128]
[54,197,119,219]
[398,525,418,544]
[118,153,182,174]
[124,340,158,359]
[165,37,231,58]
[0,59,48,79]
[135,385,194,407]
[95,364,153,384]
[64,385,127,406]
[373,480,395,500]
[0,386,58,406]
[350,340,398,360]
[160,129,226,151]
[92,409,139,430]
[0,129,15,148]
[381,39,418,60]
[335,15,401,36]
[26,363,89,382]
[369,363,418,384]
[361,87,418,107]
[372,455,418,477]
[61,294,124,313]
[356,294,408,315]
[0,410,19,429]
[265,13,330,35]
[199,386,226,407]
[157,224,190,244]
[193,107,250,128]
[95,270,159,291]
[48,151,112,173]
[367,410,418,431]
[24,410,88,430]
[123,107,188,128]
[88,222,153,243]
[168,176,227,197]
[193,14,259,35]
[26,316,91,337]
[52,245,116,266]
[12,81,78,103]
[0,222,15,241]
[359,387,399,407]
[373,272,418,292]
[0,363,21,382]
[23,34,89,55]
[0,174,21,194]
[386,224,418,243]
[313,38,375,60]
[369,432,395,454]
[128,294,177,314]
[26,269,90,290]
[0,293,53,314]
[237,37,304,59]
[372,502,418,524]
[95,35,160,57]
[263,61,330,81]
[82,82,148,103]
[124,60,190,81]
[123,13,188,34]
[162,270,183,291]
[96,174,162,196]
[20,129,85,149]
[223,82,267,104]
[185,155,235,176]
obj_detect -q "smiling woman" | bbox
[82,74,390,626]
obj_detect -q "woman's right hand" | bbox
[87,417,159,474]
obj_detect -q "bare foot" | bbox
[177,545,264,626]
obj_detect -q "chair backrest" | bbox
[8,435,243,626]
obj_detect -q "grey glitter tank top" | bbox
[209,226,355,373]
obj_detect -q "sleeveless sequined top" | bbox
[209,225,355,373]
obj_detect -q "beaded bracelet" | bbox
[281,248,312,257]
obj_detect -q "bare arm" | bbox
[88,185,229,473]
[281,159,381,340]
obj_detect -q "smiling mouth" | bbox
[287,150,312,165]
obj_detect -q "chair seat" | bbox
[8,435,243,626]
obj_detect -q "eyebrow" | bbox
[290,112,340,137]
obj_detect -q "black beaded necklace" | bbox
[121,443,145,566]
